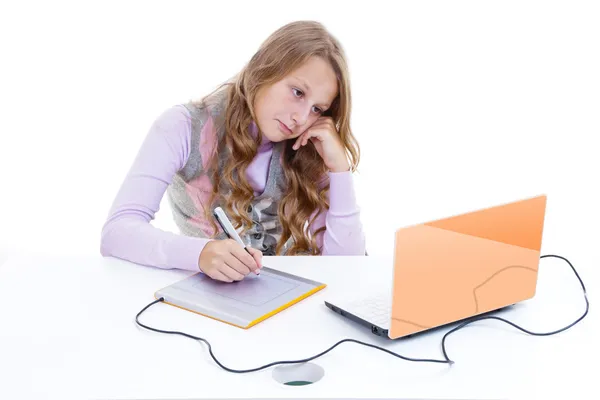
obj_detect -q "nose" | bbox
[291,104,312,127]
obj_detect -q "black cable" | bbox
[439,254,589,363]
[135,299,452,372]
[135,253,588,372]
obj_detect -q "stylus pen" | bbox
[213,207,262,274]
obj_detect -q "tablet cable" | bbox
[135,253,589,372]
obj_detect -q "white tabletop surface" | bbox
[0,251,596,400]
[0,251,8,268]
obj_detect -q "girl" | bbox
[100,20,366,282]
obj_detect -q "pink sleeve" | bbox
[309,171,367,255]
[100,105,211,271]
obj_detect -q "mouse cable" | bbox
[134,253,589,373]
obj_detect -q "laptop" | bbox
[324,194,547,339]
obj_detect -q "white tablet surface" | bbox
[154,267,326,328]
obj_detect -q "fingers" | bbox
[293,125,330,150]
[220,261,246,281]
[312,116,334,130]
[247,247,262,267]
[293,132,305,150]
[312,116,333,126]
[246,247,263,274]
[302,133,311,147]
[224,252,252,277]
[218,245,261,281]
[208,269,234,283]
[302,132,316,146]
[293,130,317,150]
[229,242,259,271]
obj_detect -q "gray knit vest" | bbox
[166,98,292,255]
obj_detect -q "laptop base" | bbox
[325,300,517,339]
[324,300,391,338]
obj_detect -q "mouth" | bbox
[277,120,293,136]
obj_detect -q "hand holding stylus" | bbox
[198,239,262,282]
[197,207,263,282]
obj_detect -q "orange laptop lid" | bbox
[389,195,547,339]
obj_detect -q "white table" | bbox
[0,251,595,399]
[0,251,9,268]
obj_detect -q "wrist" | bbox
[327,168,358,213]
[329,159,351,173]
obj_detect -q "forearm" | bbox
[101,215,209,271]
[313,171,366,255]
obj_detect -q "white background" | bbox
[1,2,599,399]
[1,0,599,282]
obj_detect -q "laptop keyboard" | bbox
[347,294,391,328]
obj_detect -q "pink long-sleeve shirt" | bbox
[100,105,366,271]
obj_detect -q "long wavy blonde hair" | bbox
[194,20,360,255]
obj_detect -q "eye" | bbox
[292,87,323,114]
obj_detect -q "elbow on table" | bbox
[323,236,367,256]
[99,220,116,258]
[99,217,133,258]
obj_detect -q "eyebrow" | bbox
[294,77,331,109]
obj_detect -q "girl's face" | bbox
[254,56,338,143]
